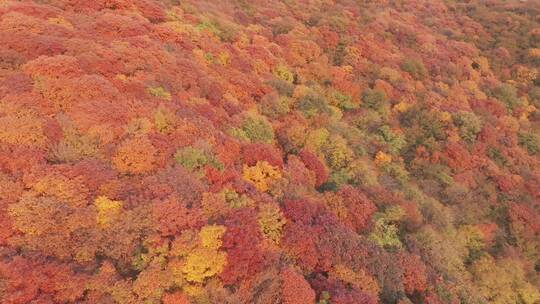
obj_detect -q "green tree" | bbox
[241,116,275,143]
[296,92,331,117]
[518,132,540,155]
[492,84,525,111]
[376,125,406,155]
[453,111,482,143]
[361,89,388,113]
[174,146,222,174]
[400,58,427,80]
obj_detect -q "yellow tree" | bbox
[179,225,227,284]
[257,203,286,245]
[242,161,282,192]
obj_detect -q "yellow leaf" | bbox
[374,151,392,166]
[182,248,226,283]
[242,161,282,192]
[199,225,226,250]
[94,196,122,227]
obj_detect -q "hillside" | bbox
[0,0,540,303]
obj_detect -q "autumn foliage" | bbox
[0,0,539,303]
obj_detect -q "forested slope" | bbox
[0,0,539,303]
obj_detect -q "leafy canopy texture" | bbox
[0,0,539,303]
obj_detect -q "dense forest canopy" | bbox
[0,0,539,303]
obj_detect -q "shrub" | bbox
[361,89,388,114]
[174,146,222,174]
[113,137,157,174]
[147,86,171,101]
[322,135,353,169]
[153,106,175,133]
[528,87,540,107]
[271,20,294,36]
[486,147,507,167]
[402,109,448,142]
[174,146,208,172]
[453,111,482,143]
[241,116,275,143]
[518,132,540,155]
[333,40,347,66]
[369,206,406,249]
[331,91,357,111]
[296,92,331,117]
[354,109,384,132]
[320,168,352,191]
[242,142,284,168]
[242,161,282,192]
[259,94,290,119]
[303,128,330,153]
[281,268,316,304]
[299,149,329,186]
[182,226,227,283]
[94,196,123,227]
[221,188,254,209]
[374,151,392,166]
[274,65,294,83]
[400,58,427,80]
[227,127,250,142]
[376,126,406,155]
[348,159,379,187]
[196,19,236,42]
[492,83,525,110]
[266,78,294,96]
[257,203,286,244]
[381,162,409,185]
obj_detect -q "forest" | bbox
[0,0,539,303]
